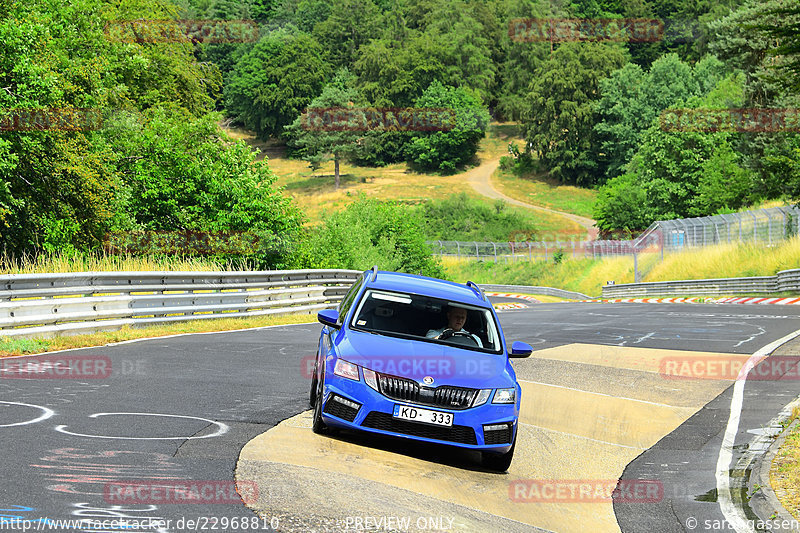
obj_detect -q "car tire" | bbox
[481,431,516,472]
[309,355,318,407]
[311,368,329,435]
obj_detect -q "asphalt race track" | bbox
[2,302,800,532]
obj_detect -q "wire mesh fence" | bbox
[428,206,800,262]
[655,206,800,251]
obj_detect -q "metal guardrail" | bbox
[602,269,800,298]
[479,284,590,300]
[0,269,361,339]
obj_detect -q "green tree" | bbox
[404,81,490,172]
[106,108,304,261]
[594,54,725,179]
[225,28,332,139]
[592,173,650,234]
[0,0,221,254]
[495,0,552,121]
[522,41,627,186]
[312,0,382,68]
[284,71,365,189]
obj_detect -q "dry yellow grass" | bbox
[0,251,245,275]
[226,122,578,233]
[647,237,800,281]
[492,169,598,220]
[771,409,800,520]
[442,238,800,297]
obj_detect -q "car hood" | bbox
[335,329,514,388]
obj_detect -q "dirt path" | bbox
[465,158,599,240]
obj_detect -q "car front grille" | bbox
[361,411,477,445]
[377,373,477,410]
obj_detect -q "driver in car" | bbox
[426,305,483,347]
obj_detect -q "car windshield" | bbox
[350,289,502,353]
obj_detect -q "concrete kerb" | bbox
[750,417,800,532]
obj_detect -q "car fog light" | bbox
[332,395,361,410]
[484,423,510,431]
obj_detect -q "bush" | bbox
[291,196,444,277]
[416,193,538,242]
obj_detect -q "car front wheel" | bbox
[311,367,329,435]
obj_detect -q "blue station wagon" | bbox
[309,267,532,471]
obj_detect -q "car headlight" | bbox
[333,359,360,381]
[362,368,379,391]
[472,389,492,407]
[492,388,516,404]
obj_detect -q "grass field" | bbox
[771,407,800,520]
[442,237,800,297]
[492,168,598,220]
[225,123,579,235]
[0,251,242,275]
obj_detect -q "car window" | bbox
[350,289,502,353]
[337,273,364,323]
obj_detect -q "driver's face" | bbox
[447,308,467,330]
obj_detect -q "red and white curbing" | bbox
[582,296,800,305]
[486,291,800,306]
[493,302,529,310]
[484,292,541,303]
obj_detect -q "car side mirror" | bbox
[508,341,533,358]
[317,309,340,329]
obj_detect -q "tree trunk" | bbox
[334,155,340,190]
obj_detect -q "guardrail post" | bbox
[492,242,497,263]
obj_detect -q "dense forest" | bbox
[0,0,798,271]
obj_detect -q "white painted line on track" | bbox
[716,327,800,533]
[54,412,229,440]
[0,401,55,427]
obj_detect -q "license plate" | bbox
[393,404,453,427]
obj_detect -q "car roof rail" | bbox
[466,280,486,301]
[370,265,378,282]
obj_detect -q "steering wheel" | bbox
[440,330,479,347]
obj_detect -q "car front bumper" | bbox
[320,373,518,453]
